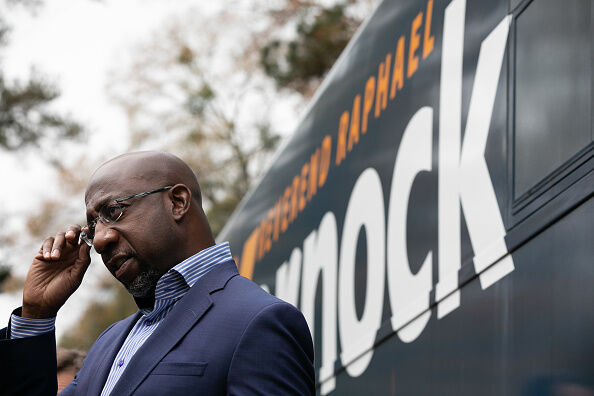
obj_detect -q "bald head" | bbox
[86,151,202,205]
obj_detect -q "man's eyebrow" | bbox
[86,195,115,216]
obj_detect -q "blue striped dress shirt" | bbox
[10,314,55,338]
[10,241,232,396]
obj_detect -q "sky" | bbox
[0,0,252,339]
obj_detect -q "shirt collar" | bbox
[149,241,233,307]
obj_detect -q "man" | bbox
[0,151,315,395]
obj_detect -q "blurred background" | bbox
[0,0,378,351]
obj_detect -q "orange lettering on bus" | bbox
[336,111,350,165]
[264,209,273,253]
[290,175,300,223]
[272,200,281,242]
[362,76,376,133]
[308,148,320,201]
[423,0,435,59]
[257,218,267,260]
[299,162,309,212]
[318,135,332,187]
[348,95,361,152]
[408,12,423,78]
[239,228,259,279]
[390,36,405,99]
[375,53,392,118]
[281,186,291,232]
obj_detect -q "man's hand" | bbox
[22,225,92,319]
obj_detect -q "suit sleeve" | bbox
[227,302,315,396]
[0,325,58,396]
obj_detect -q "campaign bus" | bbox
[218,0,594,394]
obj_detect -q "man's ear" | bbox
[169,184,192,221]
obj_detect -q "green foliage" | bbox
[0,73,83,150]
[0,10,82,151]
[0,266,24,293]
[59,284,137,351]
[257,122,281,153]
[185,82,215,117]
[207,194,243,238]
[260,3,360,94]
[0,265,10,286]
[177,44,194,65]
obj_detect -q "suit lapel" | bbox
[79,312,141,396]
[109,260,239,396]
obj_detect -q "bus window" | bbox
[513,0,591,199]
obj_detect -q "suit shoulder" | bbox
[213,274,301,322]
[227,273,286,305]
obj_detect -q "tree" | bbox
[0,4,82,150]
[108,12,284,236]
[256,0,377,97]
[0,72,82,150]
[260,2,360,96]
[0,1,83,292]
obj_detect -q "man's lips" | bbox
[115,257,135,279]
[105,253,134,277]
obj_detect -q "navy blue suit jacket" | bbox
[0,260,315,395]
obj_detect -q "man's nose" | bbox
[91,222,119,254]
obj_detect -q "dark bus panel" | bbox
[218,0,594,394]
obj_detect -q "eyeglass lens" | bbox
[80,202,124,246]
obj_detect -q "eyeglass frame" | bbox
[80,185,174,246]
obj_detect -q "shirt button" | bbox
[146,320,153,326]
[117,358,124,367]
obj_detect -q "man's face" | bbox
[85,172,174,298]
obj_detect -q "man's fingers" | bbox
[37,226,86,261]
[51,232,66,259]
[71,244,92,280]
[78,242,91,260]
[41,237,55,260]
[47,225,85,260]
[65,224,82,245]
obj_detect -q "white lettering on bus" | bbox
[387,106,433,343]
[338,168,385,377]
[300,212,338,395]
[436,0,514,318]
[273,1,514,392]
[275,247,302,307]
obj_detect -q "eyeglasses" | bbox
[80,186,173,246]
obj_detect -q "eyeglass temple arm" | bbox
[114,185,174,203]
